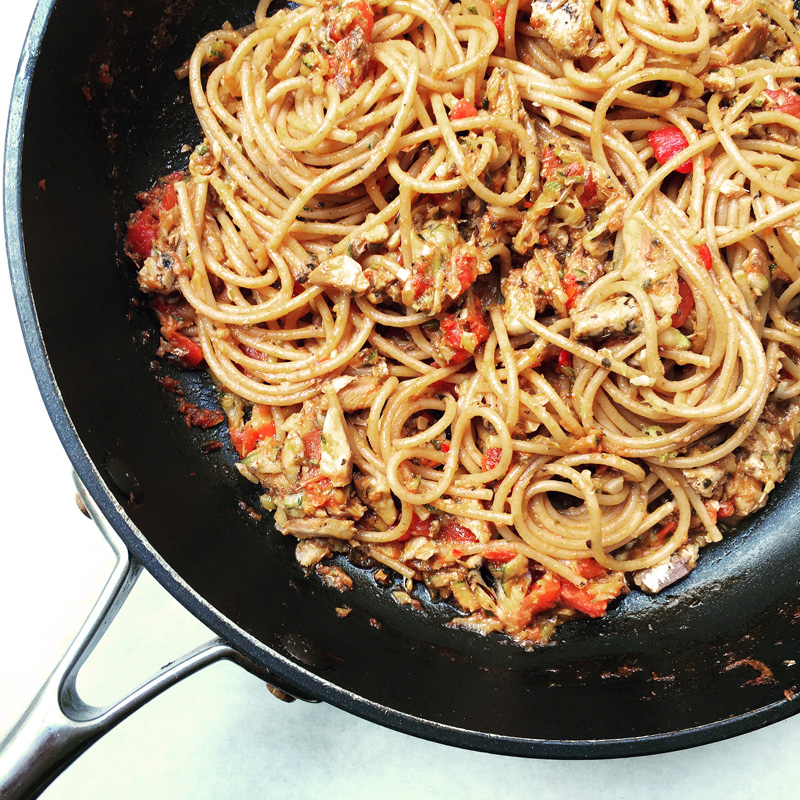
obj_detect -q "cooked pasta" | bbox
[126,0,800,642]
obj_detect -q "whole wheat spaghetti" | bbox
[126,0,800,642]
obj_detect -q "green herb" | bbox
[642,425,665,437]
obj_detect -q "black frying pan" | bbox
[4,0,800,786]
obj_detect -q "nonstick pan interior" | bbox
[9,0,800,756]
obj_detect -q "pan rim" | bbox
[5,0,799,759]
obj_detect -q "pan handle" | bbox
[0,478,262,800]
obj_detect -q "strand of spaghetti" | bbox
[266,41,421,247]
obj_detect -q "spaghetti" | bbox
[126,0,800,642]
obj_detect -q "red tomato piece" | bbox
[671,279,694,328]
[570,558,607,580]
[765,88,800,119]
[525,573,562,616]
[168,331,204,368]
[397,512,432,542]
[329,0,374,42]
[451,99,479,120]
[439,521,478,544]
[126,211,157,260]
[409,512,432,536]
[647,126,692,174]
[160,182,178,212]
[489,0,506,39]
[483,543,517,563]
[540,145,562,180]
[351,0,374,40]
[242,427,261,456]
[655,518,677,541]
[439,313,490,364]
[718,501,735,518]
[557,349,573,374]
[303,428,322,462]
[696,243,713,271]
[454,252,477,293]
[230,428,246,457]
[481,447,503,472]
[411,262,432,300]
[579,171,598,207]
[306,476,333,508]
[562,272,583,310]
[560,582,609,618]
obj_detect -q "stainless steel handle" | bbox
[0,479,243,800]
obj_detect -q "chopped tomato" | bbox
[579,171,598,207]
[411,262,432,300]
[303,428,322,463]
[240,422,274,456]
[451,99,479,120]
[483,543,517,562]
[696,243,713,271]
[654,518,677,542]
[718,501,735,518]
[562,272,583,310]
[126,172,184,261]
[397,511,433,542]
[126,212,157,260]
[647,126,692,174]
[455,252,477,293]
[160,182,178,212]
[305,476,334,508]
[481,447,503,472]
[557,349,573,374]
[233,407,277,457]
[410,512,432,536]
[168,331,204,368]
[352,0,375,40]
[560,582,609,618]
[440,313,490,364]
[671,279,694,328]
[764,88,800,119]
[230,428,246,456]
[439,521,478,544]
[329,0,374,42]
[524,573,562,616]
[540,145,562,180]
[570,558,606,580]
[489,0,507,40]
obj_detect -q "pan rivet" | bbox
[266,684,297,703]
[74,494,90,518]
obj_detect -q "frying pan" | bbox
[2,0,800,795]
